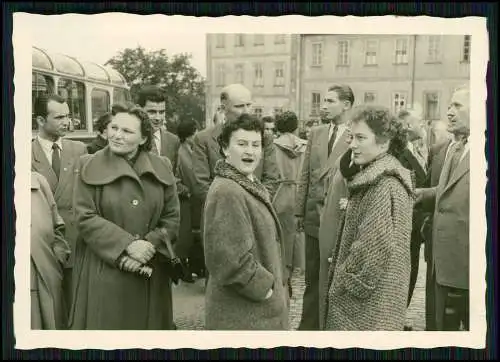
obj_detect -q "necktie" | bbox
[52,143,61,179]
[151,135,160,155]
[446,141,466,183]
[328,125,338,156]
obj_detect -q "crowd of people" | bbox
[31,80,470,331]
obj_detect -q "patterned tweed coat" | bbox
[324,153,415,331]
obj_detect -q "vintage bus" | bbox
[32,46,131,143]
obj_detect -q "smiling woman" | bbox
[203,114,289,330]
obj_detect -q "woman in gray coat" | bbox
[324,105,415,331]
[203,113,289,330]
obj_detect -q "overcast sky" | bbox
[25,13,207,76]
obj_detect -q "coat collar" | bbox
[214,159,272,210]
[346,153,415,198]
[81,146,175,186]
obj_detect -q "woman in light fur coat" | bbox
[324,105,415,331]
[203,113,289,330]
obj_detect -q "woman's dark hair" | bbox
[111,102,153,152]
[350,105,408,157]
[275,110,299,134]
[217,113,264,157]
[177,118,198,143]
[261,116,275,124]
[94,112,113,134]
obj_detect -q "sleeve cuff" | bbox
[237,265,275,302]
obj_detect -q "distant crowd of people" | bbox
[31,80,470,331]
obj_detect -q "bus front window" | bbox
[113,87,130,104]
[91,88,110,129]
[57,78,86,131]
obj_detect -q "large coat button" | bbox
[132,199,139,206]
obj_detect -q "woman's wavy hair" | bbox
[111,102,153,152]
[350,105,408,157]
[217,113,264,158]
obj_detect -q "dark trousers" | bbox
[298,234,320,331]
[432,270,470,331]
[407,239,421,306]
[62,267,73,329]
[425,263,436,330]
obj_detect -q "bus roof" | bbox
[33,46,129,87]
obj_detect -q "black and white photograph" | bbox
[12,13,488,350]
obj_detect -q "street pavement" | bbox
[173,245,427,331]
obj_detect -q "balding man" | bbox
[192,84,280,202]
[416,86,471,331]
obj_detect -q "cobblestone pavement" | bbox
[173,245,427,331]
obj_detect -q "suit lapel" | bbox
[319,129,350,181]
[403,148,426,181]
[442,151,469,196]
[318,126,329,169]
[431,140,451,185]
[31,139,58,193]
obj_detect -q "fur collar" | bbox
[214,159,273,211]
[81,146,175,186]
[346,153,415,197]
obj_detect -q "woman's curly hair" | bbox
[350,105,408,157]
[217,113,264,158]
[111,102,154,152]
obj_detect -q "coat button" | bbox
[328,257,333,263]
[63,167,68,171]
[132,199,139,206]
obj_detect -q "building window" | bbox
[254,34,264,46]
[311,92,321,116]
[274,107,283,116]
[215,34,225,48]
[395,38,409,64]
[234,64,244,84]
[253,63,264,87]
[312,42,323,67]
[91,88,110,126]
[338,40,350,66]
[365,40,378,65]
[274,34,285,44]
[235,34,245,47]
[216,63,226,87]
[57,78,87,131]
[274,62,285,87]
[463,35,471,62]
[424,91,440,120]
[253,106,263,119]
[364,92,377,104]
[427,35,442,62]
[392,92,407,114]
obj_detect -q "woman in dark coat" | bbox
[86,112,111,154]
[31,171,71,329]
[69,102,180,330]
[324,105,415,331]
[175,119,205,278]
[203,113,289,330]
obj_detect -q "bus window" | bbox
[57,78,86,131]
[32,72,54,130]
[91,88,110,127]
[113,87,130,104]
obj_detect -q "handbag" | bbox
[159,228,193,285]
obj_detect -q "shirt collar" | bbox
[37,135,62,151]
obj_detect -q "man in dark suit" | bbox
[417,86,471,331]
[295,84,354,330]
[137,85,181,170]
[397,108,429,328]
[192,84,280,203]
[31,94,88,321]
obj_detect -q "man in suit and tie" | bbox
[295,84,354,330]
[397,107,429,329]
[31,94,87,318]
[137,85,181,170]
[192,83,280,202]
[416,85,470,331]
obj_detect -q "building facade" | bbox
[298,34,471,122]
[205,33,300,127]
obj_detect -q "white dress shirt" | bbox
[328,122,348,147]
[37,136,63,166]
